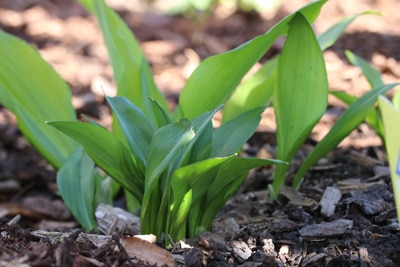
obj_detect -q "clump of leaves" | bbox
[220,8,398,197]
[1,0,395,243]
[328,50,400,222]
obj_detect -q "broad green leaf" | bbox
[272,13,328,198]
[188,121,213,163]
[211,106,265,157]
[77,0,169,118]
[168,156,234,240]
[171,107,221,170]
[293,83,399,189]
[378,96,400,223]
[141,119,195,234]
[222,58,277,122]
[48,121,144,200]
[197,157,285,232]
[186,107,221,163]
[0,30,78,169]
[155,108,220,238]
[177,0,326,119]
[149,98,174,128]
[81,114,107,129]
[222,9,377,123]
[345,50,384,88]
[330,90,384,139]
[57,148,99,231]
[106,96,156,167]
[393,89,400,110]
[317,11,381,50]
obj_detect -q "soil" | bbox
[0,0,400,266]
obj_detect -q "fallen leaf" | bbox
[121,236,176,267]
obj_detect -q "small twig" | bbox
[6,214,21,225]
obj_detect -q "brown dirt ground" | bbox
[0,0,400,266]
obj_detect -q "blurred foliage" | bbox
[148,0,281,16]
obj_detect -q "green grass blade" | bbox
[222,58,277,123]
[293,83,399,189]
[106,96,156,166]
[48,121,144,200]
[177,0,326,119]
[271,13,328,198]
[57,148,99,231]
[77,0,169,117]
[317,11,381,51]
[211,106,265,157]
[378,96,400,223]
[345,50,384,88]
[0,30,78,169]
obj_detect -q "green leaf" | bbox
[188,121,213,163]
[153,107,220,238]
[186,108,221,163]
[317,11,381,50]
[0,30,78,169]
[168,156,234,240]
[197,157,285,232]
[141,119,195,235]
[222,58,277,122]
[47,121,144,200]
[57,148,99,231]
[393,89,400,110]
[77,0,169,120]
[330,90,384,140]
[271,12,328,197]
[378,96,400,223]
[211,106,265,157]
[106,96,156,167]
[149,98,174,128]
[222,10,377,124]
[293,83,399,189]
[177,0,326,119]
[145,119,193,189]
[345,50,384,88]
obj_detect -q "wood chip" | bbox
[319,186,341,217]
[0,179,20,193]
[271,218,298,232]
[227,240,252,263]
[95,203,140,235]
[279,186,318,210]
[301,252,326,267]
[346,184,393,215]
[359,247,370,267]
[198,231,226,251]
[299,219,353,240]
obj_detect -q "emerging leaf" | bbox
[293,83,399,189]
[48,121,144,200]
[271,12,328,198]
